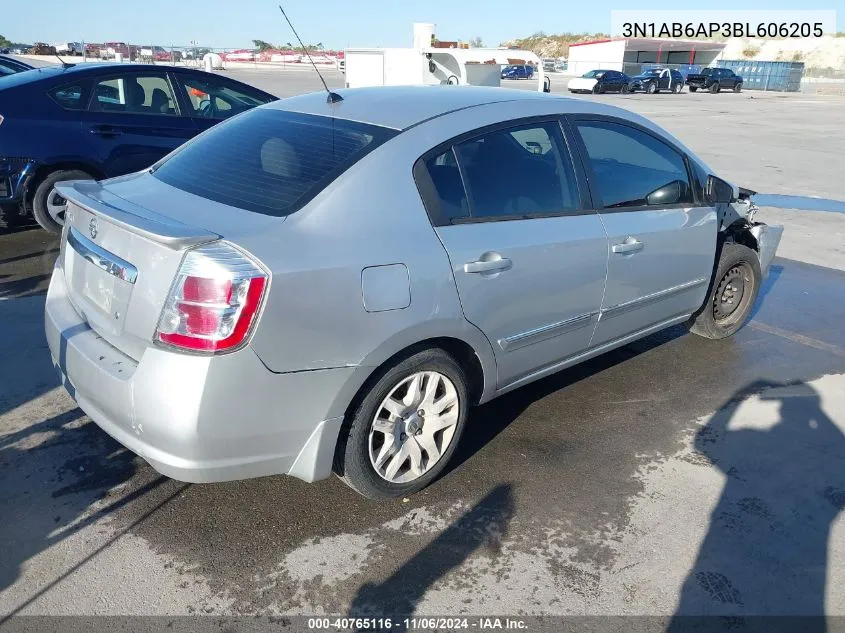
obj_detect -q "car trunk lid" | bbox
[55,175,278,361]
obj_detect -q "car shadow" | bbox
[447,324,688,476]
[347,483,514,630]
[667,379,845,631]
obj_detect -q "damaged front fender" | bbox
[719,189,783,277]
[749,222,784,277]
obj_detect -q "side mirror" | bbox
[646,180,683,206]
[706,175,734,204]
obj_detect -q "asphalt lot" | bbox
[1,67,844,627]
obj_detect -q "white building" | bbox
[567,38,726,76]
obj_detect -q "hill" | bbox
[500,32,609,58]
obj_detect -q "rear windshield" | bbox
[152,108,398,216]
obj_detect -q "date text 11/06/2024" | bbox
[622,22,824,38]
[307,617,528,630]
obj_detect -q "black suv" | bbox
[628,68,685,94]
[686,68,743,93]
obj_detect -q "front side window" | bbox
[453,122,579,220]
[575,120,693,209]
[179,76,274,120]
[152,108,397,216]
[91,74,177,115]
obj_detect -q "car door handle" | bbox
[90,125,122,137]
[612,238,644,254]
[464,256,512,274]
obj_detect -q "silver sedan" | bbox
[45,85,782,499]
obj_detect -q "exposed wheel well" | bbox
[722,220,759,253]
[24,163,104,211]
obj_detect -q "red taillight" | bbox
[155,243,268,353]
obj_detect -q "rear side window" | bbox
[48,81,89,110]
[575,120,693,209]
[454,122,579,220]
[152,108,397,216]
[92,74,178,115]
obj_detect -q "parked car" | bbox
[85,43,103,57]
[0,63,278,232]
[27,42,57,55]
[568,69,630,94]
[0,55,35,76]
[54,42,84,56]
[44,86,782,499]
[542,58,556,73]
[686,67,743,93]
[501,64,535,80]
[629,68,685,94]
[101,42,130,59]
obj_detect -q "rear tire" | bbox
[336,348,469,500]
[687,243,761,340]
[689,86,698,92]
[733,82,742,93]
[709,82,720,94]
[31,169,94,234]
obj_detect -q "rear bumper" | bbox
[45,265,360,484]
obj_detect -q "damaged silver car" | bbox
[45,86,783,499]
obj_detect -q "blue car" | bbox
[501,64,535,80]
[0,63,277,232]
[0,55,35,76]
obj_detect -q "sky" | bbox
[3,0,843,50]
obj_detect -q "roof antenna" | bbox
[278,4,343,104]
[53,51,70,69]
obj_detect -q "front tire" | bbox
[593,83,602,94]
[687,243,762,340]
[646,82,657,94]
[673,82,682,94]
[32,169,94,234]
[621,84,630,94]
[336,348,469,499]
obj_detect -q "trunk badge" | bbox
[89,217,98,239]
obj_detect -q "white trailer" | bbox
[344,23,551,93]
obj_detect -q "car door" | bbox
[569,116,718,348]
[173,72,277,133]
[80,71,198,177]
[416,119,609,388]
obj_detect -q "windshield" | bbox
[582,70,605,78]
[152,108,398,217]
[643,69,662,76]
